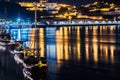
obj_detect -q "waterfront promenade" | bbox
[1,20,120,28]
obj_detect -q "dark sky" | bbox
[49,0,96,5]
[1,0,120,5]
[0,0,96,5]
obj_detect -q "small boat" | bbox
[23,55,47,69]
[0,33,11,41]
[23,68,33,80]
[10,50,23,54]
[8,40,23,54]
[0,45,6,52]
[14,53,24,64]
[0,33,11,46]
[13,49,47,68]
[23,62,47,80]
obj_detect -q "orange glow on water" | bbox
[28,26,117,65]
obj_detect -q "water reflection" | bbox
[8,25,120,80]
[0,52,24,80]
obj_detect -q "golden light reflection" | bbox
[77,27,81,60]
[100,26,103,34]
[39,28,45,57]
[56,27,82,61]
[110,46,115,64]
[92,26,98,63]
[110,26,115,34]
[93,44,98,63]
[85,26,88,34]
[108,26,116,43]
[93,26,97,35]
[29,26,117,65]
[103,45,108,63]
[30,28,36,49]
[29,28,45,57]
[92,26,98,42]
[99,44,103,61]
[85,44,89,62]
[84,26,116,64]
[99,44,115,64]
[64,27,69,60]
[56,27,63,61]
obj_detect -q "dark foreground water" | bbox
[0,51,24,80]
[1,25,120,80]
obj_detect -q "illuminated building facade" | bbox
[40,0,48,3]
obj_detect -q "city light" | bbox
[0,0,120,80]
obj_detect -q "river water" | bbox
[1,25,120,80]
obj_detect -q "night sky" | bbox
[0,0,96,5]
[0,0,120,5]
[49,0,96,5]
[41,0,94,5]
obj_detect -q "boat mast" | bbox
[34,2,40,58]
[34,2,37,29]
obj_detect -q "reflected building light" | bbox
[64,27,68,39]
[89,26,93,30]
[77,27,80,40]
[92,26,98,43]
[47,45,56,59]
[99,44,103,62]
[30,29,36,49]
[85,44,89,62]
[103,45,108,63]
[85,26,89,34]
[47,60,58,75]
[77,42,81,60]
[45,27,56,59]
[64,43,69,60]
[110,26,115,34]
[73,45,77,60]
[103,26,106,30]
[107,26,116,43]
[57,44,63,61]
[110,46,115,64]
[100,26,103,35]
[77,27,81,60]
[93,26,97,35]
[85,26,89,42]
[100,26,103,33]
[39,28,45,57]
[93,44,98,63]
[18,29,21,40]
[56,28,63,61]
[10,28,29,43]
[64,27,69,60]
[68,27,71,32]
[68,27,72,57]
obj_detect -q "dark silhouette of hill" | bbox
[0,1,33,21]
